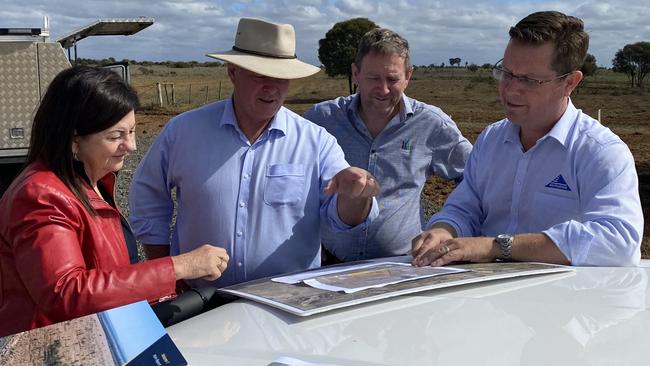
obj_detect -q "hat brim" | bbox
[207,50,320,79]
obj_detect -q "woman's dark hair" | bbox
[27,66,139,214]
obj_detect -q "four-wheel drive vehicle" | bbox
[0,17,153,195]
[165,257,650,365]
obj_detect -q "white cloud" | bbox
[2,0,649,67]
[335,0,378,14]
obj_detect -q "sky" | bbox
[2,0,649,68]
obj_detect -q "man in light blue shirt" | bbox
[305,28,471,262]
[412,11,643,267]
[129,18,379,287]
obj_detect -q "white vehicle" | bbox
[166,257,650,365]
[0,17,153,194]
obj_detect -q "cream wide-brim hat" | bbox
[207,18,320,80]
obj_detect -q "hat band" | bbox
[232,46,297,60]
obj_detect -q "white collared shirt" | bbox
[428,100,643,266]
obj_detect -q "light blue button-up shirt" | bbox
[129,99,377,287]
[305,94,471,260]
[428,100,643,266]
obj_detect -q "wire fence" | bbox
[136,80,234,108]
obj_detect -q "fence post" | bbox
[204,86,209,104]
[188,84,192,104]
[156,82,163,107]
[218,81,222,100]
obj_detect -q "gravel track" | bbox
[115,132,158,217]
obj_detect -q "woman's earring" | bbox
[73,150,79,161]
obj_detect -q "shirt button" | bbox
[244,174,250,179]
[236,231,243,237]
[237,262,243,267]
[239,201,245,207]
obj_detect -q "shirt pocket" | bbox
[264,163,305,205]
[532,191,580,228]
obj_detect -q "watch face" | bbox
[496,234,513,260]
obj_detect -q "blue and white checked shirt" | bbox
[428,100,643,266]
[129,98,378,287]
[305,94,471,260]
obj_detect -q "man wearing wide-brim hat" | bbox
[129,18,380,288]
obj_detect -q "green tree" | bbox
[449,58,461,67]
[612,42,650,88]
[318,18,378,94]
[580,53,598,77]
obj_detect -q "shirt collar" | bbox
[400,94,414,121]
[503,98,578,148]
[348,93,413,123]
[348,93,361,120]
[503,121,520,144]
[221,96,287,138]
[220,97,238,128]
[268,107,288,136]
[545,99,578,148]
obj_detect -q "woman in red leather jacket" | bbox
[0,66,230,337]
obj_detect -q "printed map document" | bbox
[272,262,389,284]
[300,262,467,293]
[220,262,574,316]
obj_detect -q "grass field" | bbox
[130,65,650,258]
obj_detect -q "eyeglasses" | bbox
[491,59,572,89]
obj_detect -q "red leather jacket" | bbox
[0,161,176,337]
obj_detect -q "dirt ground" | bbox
[132,67,650,258]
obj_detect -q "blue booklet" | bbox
[0,300,186,365]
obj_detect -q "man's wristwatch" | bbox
[495,234,513,261]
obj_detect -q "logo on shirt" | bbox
[545,174,571,191]
[401,139,413,152]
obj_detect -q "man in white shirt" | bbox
[412,10,643,267]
